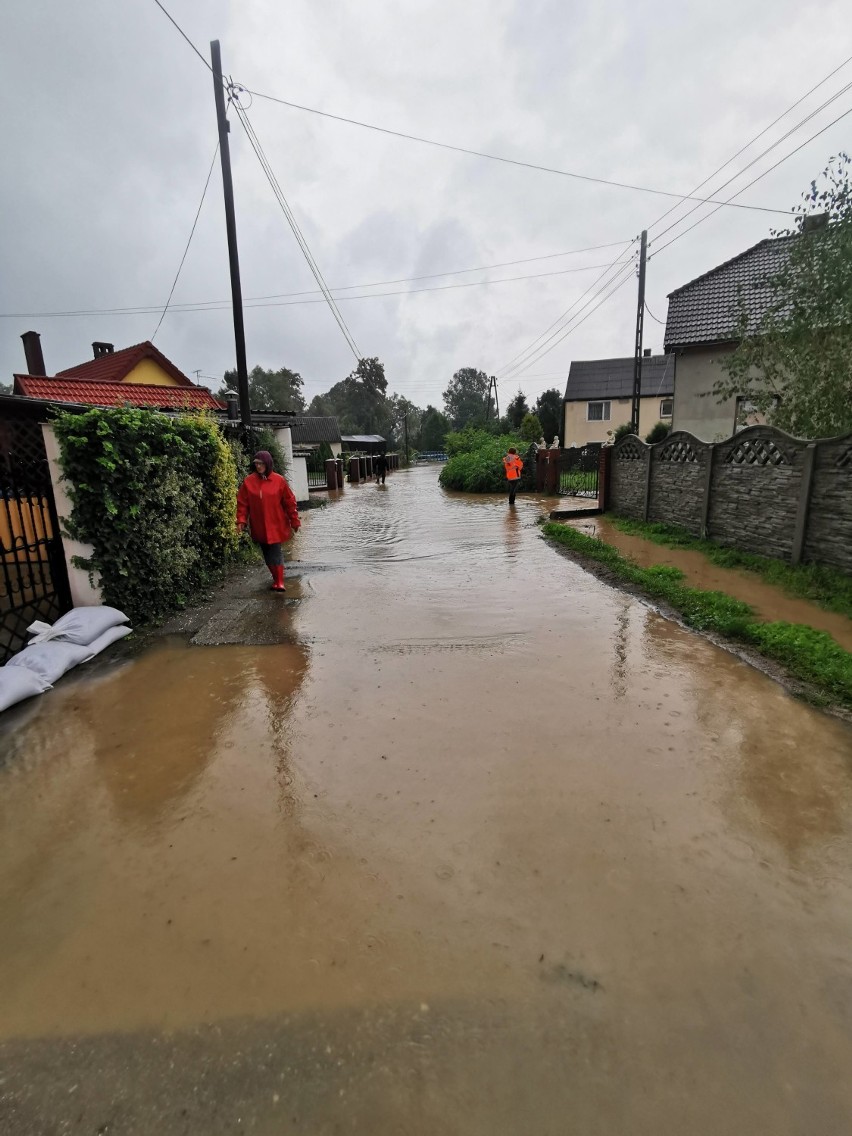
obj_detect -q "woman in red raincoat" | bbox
[236,450,300,591]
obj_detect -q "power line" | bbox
[497,243,637,378]
[230,95,362,360]
[0,259,630,320]
[652,101,852,258]
[151,0,213,73]
[151,142,219,341]
[244,85,792,215]
[644,300,665,326]
[646,51,852,235]
[650,81,852,247]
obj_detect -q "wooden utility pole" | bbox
[404,412,410,465]
[211,40,251,427]
[630,230,648,436]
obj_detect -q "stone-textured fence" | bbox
[609,425,852,571]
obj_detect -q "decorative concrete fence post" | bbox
[597,446,612,511]
[336,458,344,487]
[325,458,339,490]
[349,456,360,483]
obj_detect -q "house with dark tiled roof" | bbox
[13,332,224,412]
[664,236,795,440]
[562,353,675,445]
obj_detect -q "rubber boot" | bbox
[271,564,286,592]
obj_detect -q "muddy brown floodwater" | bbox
[1,466,852,1135]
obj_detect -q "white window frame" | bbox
[659,398,673,419]
[587,400,611,422]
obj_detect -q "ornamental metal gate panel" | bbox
[0,410,72,664]
[557,443,600,497]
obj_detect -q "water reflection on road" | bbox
[1,466,851,1135]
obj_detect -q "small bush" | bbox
[610,422,634,444]
[440,430,525,492]
[645,421,672,444]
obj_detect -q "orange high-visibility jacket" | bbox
[503,454,524,481]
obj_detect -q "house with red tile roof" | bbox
[13,333,224,412]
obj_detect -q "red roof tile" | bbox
[57,341,195,386]
[14,375,225,411]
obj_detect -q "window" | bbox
[660,398,673,418]
[587,401,611,422]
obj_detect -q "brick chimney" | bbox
[92,342,114,358]
[21,330,46,376]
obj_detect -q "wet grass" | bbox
[541,522,852,712]
[611,518,852,620]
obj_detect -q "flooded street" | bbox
[2,465,852,1135]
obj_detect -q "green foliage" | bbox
[506,390,530,429]
[440,430,525,492]
[611,422,634,444]
[541,522,852,709]
[715,154,852,438]
[219,365,306,413]
[520,412,543,443]
[442,367,491,429]
[612,518,852,618]
[306,356,391,436]
[418,405,450,451]
[54,408,242,626]
[645,421,672,444]
[245,426,288,477]
[534,388,563,443]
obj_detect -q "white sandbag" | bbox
[85,624,132,657]
[7,641,94,685]
[0,666,52,713]
[28,605,129,647]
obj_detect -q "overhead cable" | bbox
[151,0,214,73]
[243,86,791,215]
[151,142,219,341]
[652,101,852,258]
[647,51,852,236]
[230,95,363,360]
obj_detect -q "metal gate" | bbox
[1,409,72,664]
[557,444,601,498]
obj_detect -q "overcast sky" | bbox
[2,0,851,410]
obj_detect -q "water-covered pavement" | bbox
[2,465,852,1135]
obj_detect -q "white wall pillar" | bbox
[41,423,103,607]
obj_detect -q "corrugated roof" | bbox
[664,236,795,349]
[57,340,196,386]
[564,355,674,401]
[286,416,342,444]
[14,376,224,410]
[341,434,387,444]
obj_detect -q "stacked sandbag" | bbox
[0,606,131,714]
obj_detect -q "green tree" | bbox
[714,153,852,438]
[309,357,391,435]
[520,412,543,443]
[218,365,306,412]
[418,405,450,451]
[442,367,491,429]
[505,390,529,429]
[0,381,12,396]
[535,388,563,443]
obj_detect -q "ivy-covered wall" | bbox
[54,407,242,624]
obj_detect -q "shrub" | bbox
[610,422,634,444]
[440,430,525,492]
[55,407,242,625]
[645,421,672,444]
[520,412,543,443]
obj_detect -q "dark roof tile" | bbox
[564,354,675,401]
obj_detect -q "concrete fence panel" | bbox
[608,426,852,571]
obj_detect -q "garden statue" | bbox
[537,437,547,450]
[549,436,560,449]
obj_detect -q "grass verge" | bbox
[611,517,852,619]
[541,521,852,712]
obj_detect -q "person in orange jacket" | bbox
[502,447,524,505]
[236,450,300,591]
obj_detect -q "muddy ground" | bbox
[1,466,851,1135]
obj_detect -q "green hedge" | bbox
[55,407,242,625]
[440,430,528,492]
